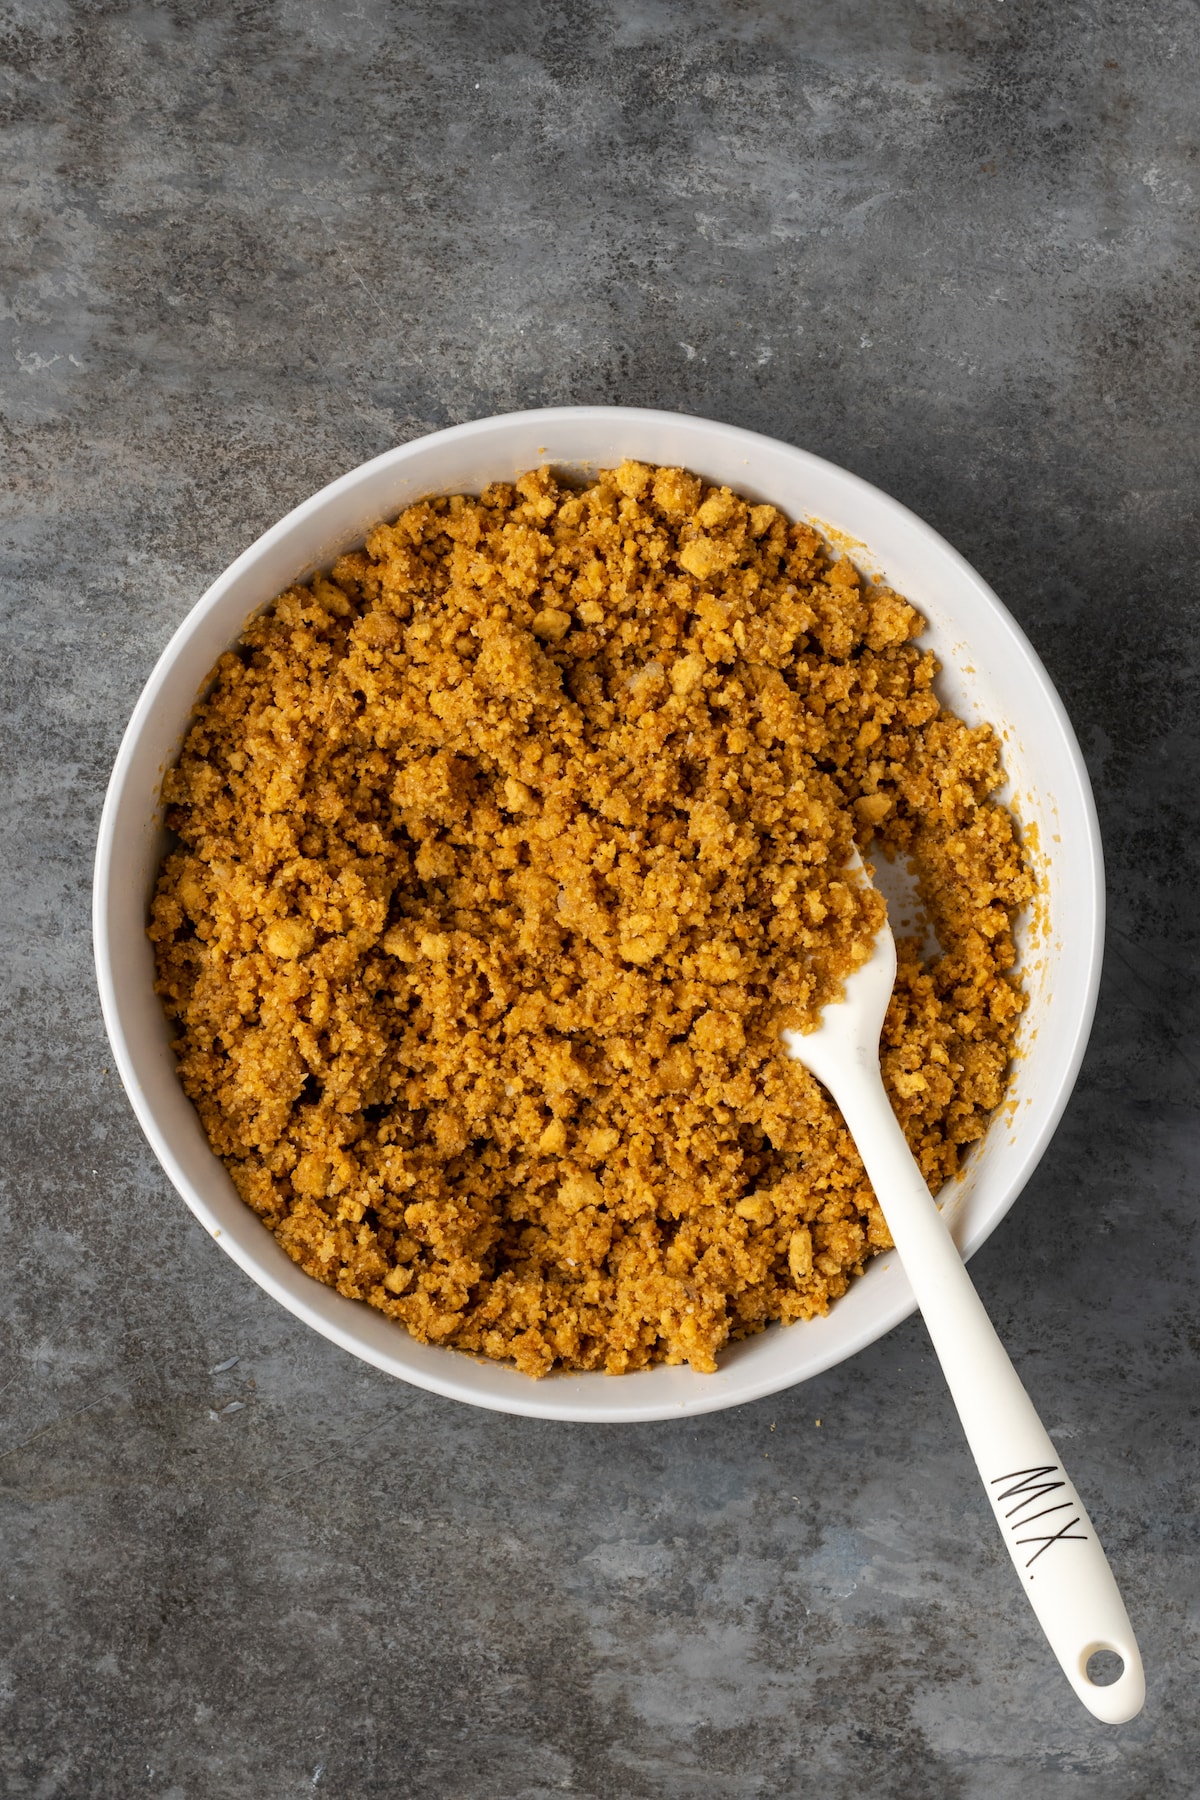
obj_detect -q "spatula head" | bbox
[781,848,898,1090]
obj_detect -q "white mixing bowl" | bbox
[93,407,1103,1422]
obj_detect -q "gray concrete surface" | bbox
[2,2,1198,1795]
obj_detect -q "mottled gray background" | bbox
[2,1,1198,1795]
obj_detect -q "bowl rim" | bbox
[93,404,1105,1421]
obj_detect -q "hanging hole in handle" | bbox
[1085,1648,1125,1687]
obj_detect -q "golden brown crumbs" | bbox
[150,460,1033,1377]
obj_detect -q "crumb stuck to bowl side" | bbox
[149,461,1032,1378]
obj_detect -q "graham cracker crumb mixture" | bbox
[151,462,1032,1377]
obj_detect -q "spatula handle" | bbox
[833,1061,1144,1724]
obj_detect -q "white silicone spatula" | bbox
[782,854,1145,1723]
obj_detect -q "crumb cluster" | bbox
[151,461,1032,1376]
